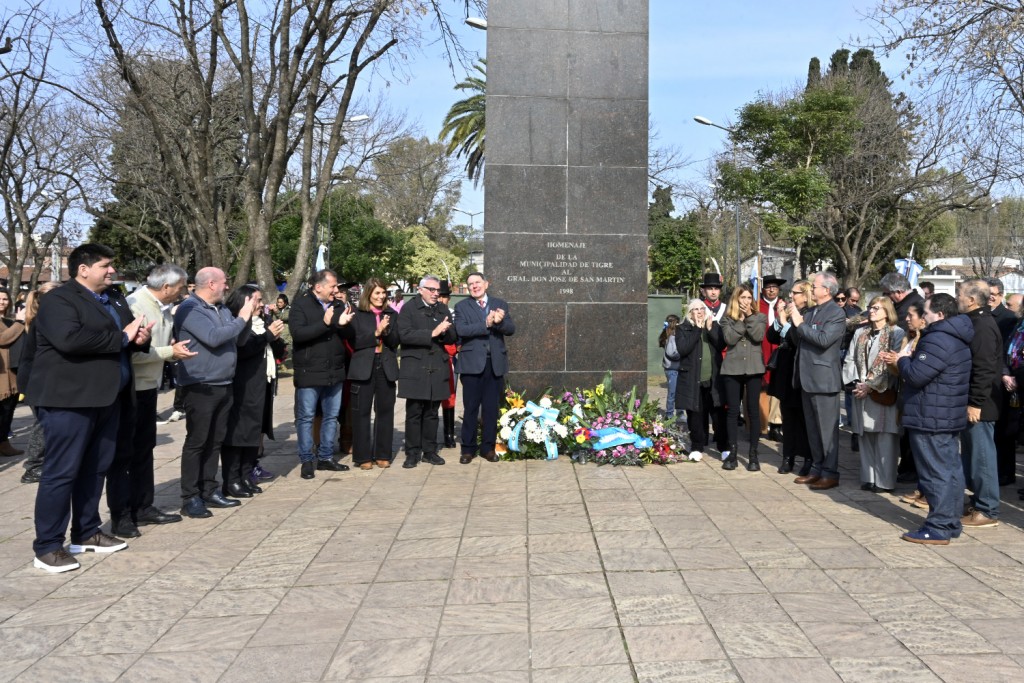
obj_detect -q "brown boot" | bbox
[0,441,24,457]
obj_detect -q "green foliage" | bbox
[270,190,412,286]
[647,186,704,291]
[439,59,486,186]
[398,225,468,285]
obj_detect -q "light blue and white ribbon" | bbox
[590,427,653,451]
[508,401,562,460]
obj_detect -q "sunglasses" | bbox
[836,296,847,302]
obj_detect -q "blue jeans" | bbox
[961,421,1000,519]
[295,383,343,463]
[664,369,678,419]
[909,429,964,538]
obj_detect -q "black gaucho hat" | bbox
[762,274,787,287]
[438,280,452,297]
[700,272,724,288]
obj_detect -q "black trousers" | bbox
[180,384,232,500]
[779,396,810,462]
[0,393,18,441]
[460,361,502,455]
[685,383,724,452]
[221,444,258,488]
[722,374,762,446]
[995,391,1018,481]
[34,401,120,555]
[351,355,396,463]
[106,388,158,516]
[404,398,441,457]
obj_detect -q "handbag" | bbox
[868,387,898,406]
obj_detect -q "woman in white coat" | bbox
[842,296,904,492]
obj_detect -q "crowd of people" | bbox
[8,243,513,573]
[664,269,1021,545]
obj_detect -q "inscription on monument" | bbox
[506,241,626,293]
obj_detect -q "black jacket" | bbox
[991,303,1016,354]
[397,295,457,401]
[288,290,354,388]
[766,314,802,406]
[224,317,276,446]
[347,308,400,383]
[673,320,723,412]
[25,280,147,409]
[965,307,1003,421]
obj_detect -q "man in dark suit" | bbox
[790,271,847,491]
[986,277,1018,486]
[26,243,152,573]
[397,275,457,468]
[455,271,516,464]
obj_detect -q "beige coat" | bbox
[0,319,25,400]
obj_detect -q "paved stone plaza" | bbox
[1,379,1023,682]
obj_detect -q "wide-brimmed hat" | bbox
[762,274,787,287]
[700,272,724,288]
[438,280,452,297]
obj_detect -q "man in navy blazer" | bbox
[26,243,152,573]
[789,271,848,491]
[454,272,515,463]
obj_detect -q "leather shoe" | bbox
[224,482,253,498]
[459,453,476,464]
[375,460,391,469]
[243,481,263,494]
[794,474,820,485]
[317,459,350,472]
[21,470,41,484]
[181,496,212,519]
[110,514,141,538]
[203,492,241,508]
[402,454,420,469]
[135,506,182,526]
[809,478,839,490]
[480,451,499,463]
[301,461,315,479]
[421,453,445,465]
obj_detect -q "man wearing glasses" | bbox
[289,269,355,480]
[789,271,847,490]
[987,277,1018,487]
[397,275,458,468]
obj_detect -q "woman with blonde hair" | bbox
[843,295,904,492]
[674,299,725,459]
[719,284,768,470]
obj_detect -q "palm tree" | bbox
[440,59,485,186]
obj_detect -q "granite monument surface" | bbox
[485,0,649,395]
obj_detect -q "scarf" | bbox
[854,324,893,392]
[371,305,384,353]
[251,316,276,383]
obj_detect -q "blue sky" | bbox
[371,0,895,221]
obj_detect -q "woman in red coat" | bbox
[438,280,458,448]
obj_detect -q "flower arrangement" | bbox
[497,373,690,466]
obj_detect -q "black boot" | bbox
[442,408,456,448]
[746,445,760,471]
[851,434,859,452]
[779,453,794,474]
[797,457,812,476]
[722,445,738,470]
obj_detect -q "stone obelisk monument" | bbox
[484,0,649,394]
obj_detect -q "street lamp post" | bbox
[694,116,743,284]
[452,207,483,236]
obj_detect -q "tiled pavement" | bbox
[1,379,1023,682]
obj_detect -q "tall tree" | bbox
[868,1,1017,185]
[647,186,703,292]
[369,135,461,243]
[0,4,84,291]
[719,48,973,286]
[439,58,485,186]
[86,0,483,299]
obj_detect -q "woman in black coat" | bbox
[221,285,285,498]
[766,279,813,475]
[348,277,400,469]
[674,299,725,459]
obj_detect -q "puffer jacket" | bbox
[898,314,974,433]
